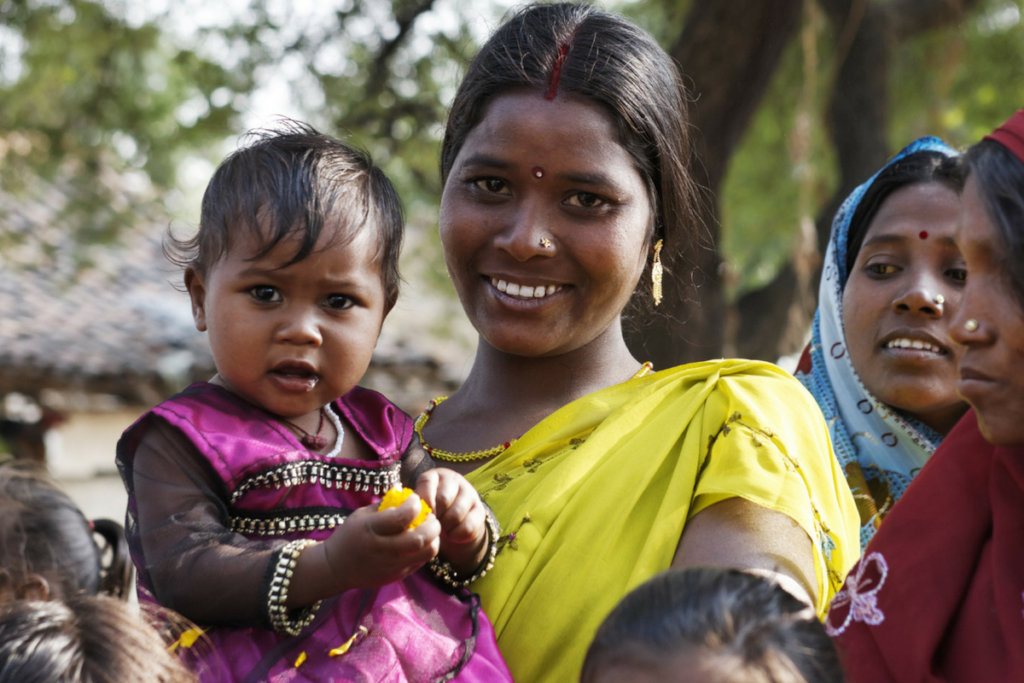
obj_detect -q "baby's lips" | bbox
[378,487,432,529]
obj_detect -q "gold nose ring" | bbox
[933,294,945,305]
[964,318,979,332]
[539,238,553,249]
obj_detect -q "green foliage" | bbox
[890,0,1024,146]
[0,0,249,249]
[720,0,1024,299]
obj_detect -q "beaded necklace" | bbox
[414,362,653,463]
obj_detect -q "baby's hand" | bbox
[322,494,440,592]
[415,468,488,572]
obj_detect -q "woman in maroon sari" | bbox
[827,108,1024,682]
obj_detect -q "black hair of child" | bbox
[167,119,405,312]
[580,567,844,683]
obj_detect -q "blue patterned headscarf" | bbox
[795,136,959,549]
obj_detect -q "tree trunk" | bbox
[728,0,978,363]
[626,0,803,368]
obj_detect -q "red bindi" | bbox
[532,166,544,179]
[919,230,929,240]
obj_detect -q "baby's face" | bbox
[186,219,387,421]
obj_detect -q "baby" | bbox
[116,121,510,681]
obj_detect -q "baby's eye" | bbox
[249,285,281,303]
[325,294,355,310]
[564,192,607,209]
[472,177,509,195]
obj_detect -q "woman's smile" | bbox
[489,277,564,300]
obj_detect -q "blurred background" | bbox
[1,0,1022,520]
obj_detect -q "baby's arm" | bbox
[128,420,441,627]
[286,494,441,607]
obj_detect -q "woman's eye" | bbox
[325,294,354,310]
[249,285,280,302]
[865,263,898,276]
[565,192,606,209]
[472,177,509,195]
[947,267,967,282]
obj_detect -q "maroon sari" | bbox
[827,409,1024,681]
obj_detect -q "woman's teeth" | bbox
[492,278,562,299]
[885,338,942,353]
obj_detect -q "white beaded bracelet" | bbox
[266,538,321,635]
[429,510,500,589]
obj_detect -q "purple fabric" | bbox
[121,383,511,682]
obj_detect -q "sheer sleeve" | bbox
[125,418,280,626]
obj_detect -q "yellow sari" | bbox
[464,359,859,683]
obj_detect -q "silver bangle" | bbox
[429,509,500,589]
[266,538,321,635]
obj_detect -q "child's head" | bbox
[177,120,404,311]
[0,596,196,682]
[171,121,405,419]
[580,568,843,683]
[0,462,132,602]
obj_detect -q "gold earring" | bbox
[539,237,553,249]
[651,239,664,306]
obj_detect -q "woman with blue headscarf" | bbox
[794,137,968,549]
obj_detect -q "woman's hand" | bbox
[415,467,489,575]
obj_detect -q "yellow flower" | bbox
[294,651,307,668]
[329,625,369,656]
[378,487,432,529]
[168,627,205,652]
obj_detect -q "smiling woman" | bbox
[794,137,967,549]
[414,3,860,682]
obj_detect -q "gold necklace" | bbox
[414,396,517,463]
[413,362,654,463]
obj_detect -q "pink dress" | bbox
[117,382,511,682]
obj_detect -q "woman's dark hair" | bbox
[844,150,963,282]
[440,2,708,321]
[168,119,406,313]
[0,596,196,682]
[580,567,843,683]
[963,139,1024,307]
[0,462,132,600]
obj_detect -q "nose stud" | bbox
[539,237,553,249]
[964,318,979,332]
[933,294,945,305]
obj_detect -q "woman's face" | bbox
[949,175,1024,446]
[439,91,653,358]
[841,181,967,434]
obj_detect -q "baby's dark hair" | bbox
[0,596,196,682]
[0,462,132,600]
[580,567,843,683]
[168,119,405,312]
